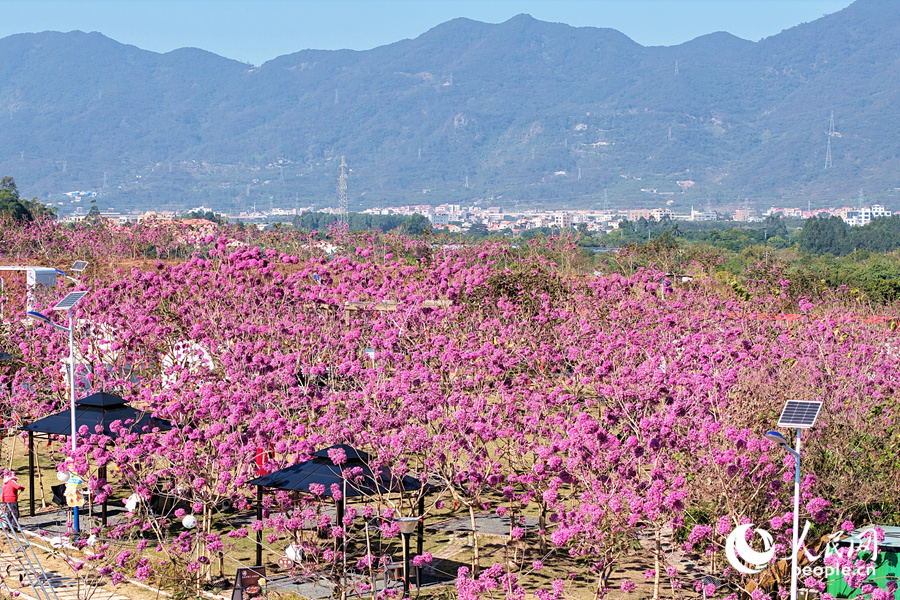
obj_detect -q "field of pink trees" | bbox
[1,219,898,600]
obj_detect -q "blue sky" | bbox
[0,0,855,66]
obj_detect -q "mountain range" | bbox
[0,0,898,214]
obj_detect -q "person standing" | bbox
[2,474,25,523]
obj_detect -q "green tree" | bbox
[467,222,490,238]
[798,215,850,255]
[763,214,788,238]
[21,197,56,219]
[182,209,225,224]
[401,213,432,236]
[87,197,101,220]
[0,177,32,222]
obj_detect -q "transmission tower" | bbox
[338,156,348,224]
[824,111,835,170]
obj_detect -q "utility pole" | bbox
[338,156,348,225]
[825,111,835,170]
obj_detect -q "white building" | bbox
[428,213,450,227]
[553,213,573,229]
[691,206,717,221]
[840,204,891,227]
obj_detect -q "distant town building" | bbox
[839,204,891,227]
[428,212,450,226]
[628,209,654,221]
[690,206,717,221]
[553,213,573,229]
[734,208,752,222]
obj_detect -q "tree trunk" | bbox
[365,519,376,600]
[654,527,662,600]
[202,507,213,582]
[538,501,547,554]
[468,504,480,574]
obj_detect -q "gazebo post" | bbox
[255,485,263,566]
[28,431,35,517]
[417,495,424,556]
[336,496,344,532]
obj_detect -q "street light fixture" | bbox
[27,290,89,532]
[763,430,800,459]
[396,517,419,598]
[766,400,823,600]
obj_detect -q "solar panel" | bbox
[52,291,88,312]
[777,400,823,429]
[71,261,88,273]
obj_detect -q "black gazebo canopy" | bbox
[20,391,172,521]
[22,391,172,438]
[248,444,429,564]
[248,444,424,497]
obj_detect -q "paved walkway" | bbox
[0,549,131,600]
[430,512,539,536]
[3,506,495,600]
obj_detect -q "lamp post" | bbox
[765,400,822,600]
[766,429,802,600]
[396,517,419,598]
[27,290,89,533]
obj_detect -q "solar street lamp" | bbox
[766,400,823,600]
[27,290,89,532]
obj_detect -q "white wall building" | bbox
[428,212,450,226]
[840,204,891,227]
[554,213,573,229]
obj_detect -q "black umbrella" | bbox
[21,392,172,522]
[248,444,428,565]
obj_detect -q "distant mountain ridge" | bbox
[0,0,898,214]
